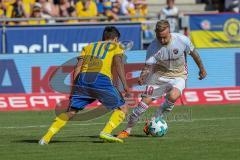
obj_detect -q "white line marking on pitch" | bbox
[0,117,240,129]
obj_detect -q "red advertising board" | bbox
[0,87,239,111]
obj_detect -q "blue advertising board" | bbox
[0,48,239,93]
[5,24,141,54]
[236,53,240,86]
[0,27,2,53]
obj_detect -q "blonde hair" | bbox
[155,20,170,32]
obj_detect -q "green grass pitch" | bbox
[0,104,240,160]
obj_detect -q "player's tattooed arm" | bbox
[138,55,156,85]
[69,57,83,94]
[113,54,130,94]
[190,49,207,80]
[73,57,83,81]
[138,64,151,85]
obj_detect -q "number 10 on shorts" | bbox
[144,86,154,95]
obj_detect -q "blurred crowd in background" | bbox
[0,0,148,24]
[0,0,239,36]
[0,0,239,25]
[201,0,239,13]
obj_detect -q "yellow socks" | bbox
[42,109,126,143]
[102,109,126,134]
[42,113,69,143]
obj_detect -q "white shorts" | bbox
[142,75,186,99]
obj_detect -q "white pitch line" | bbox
[0,117,240,129]
[0,122,121,129]
[192,117,240,122]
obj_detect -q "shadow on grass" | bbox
[12,136,105,144]
[13,139,83,144]
[13,134,140,144]
[127,134,150,138]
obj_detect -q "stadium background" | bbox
[1,0,240,111]
[0,1,240,160]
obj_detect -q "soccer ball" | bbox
[148,117,168,137]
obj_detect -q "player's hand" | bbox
[199,68,207,80]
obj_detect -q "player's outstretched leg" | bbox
[99,105,128,143]
[117,98,152,139]
[39,109,77,145]
[155,98,175,117]
[154,87,181,118]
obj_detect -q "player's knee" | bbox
[119,105,128,114]
[67,109,78,119]
[168,88,181,102]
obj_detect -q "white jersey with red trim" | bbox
[146,33,195,80]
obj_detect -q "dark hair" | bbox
[67,6,75,14]
[102,26,121,41]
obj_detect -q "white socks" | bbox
[125,101,149,133]
[124,99,175,134]
[155,98,175,118]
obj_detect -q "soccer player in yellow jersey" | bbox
[39,26,130,145]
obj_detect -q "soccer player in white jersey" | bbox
[117,20,207,138]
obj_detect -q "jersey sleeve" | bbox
[78,44,92,60]
[79,48,86,57]
[78,49,85,61]
[146,56,157,65]
[180,35,195,54]
[114,43,125,56]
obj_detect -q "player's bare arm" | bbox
[190,49,207,80]
[113,54,130,94]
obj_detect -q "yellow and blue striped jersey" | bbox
[79,41,124,79]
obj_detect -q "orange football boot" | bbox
[143,120,150,135]
[117,131,130,139]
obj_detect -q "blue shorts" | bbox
[69,72,125,110]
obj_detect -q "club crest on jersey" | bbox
[173,49,179,54]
